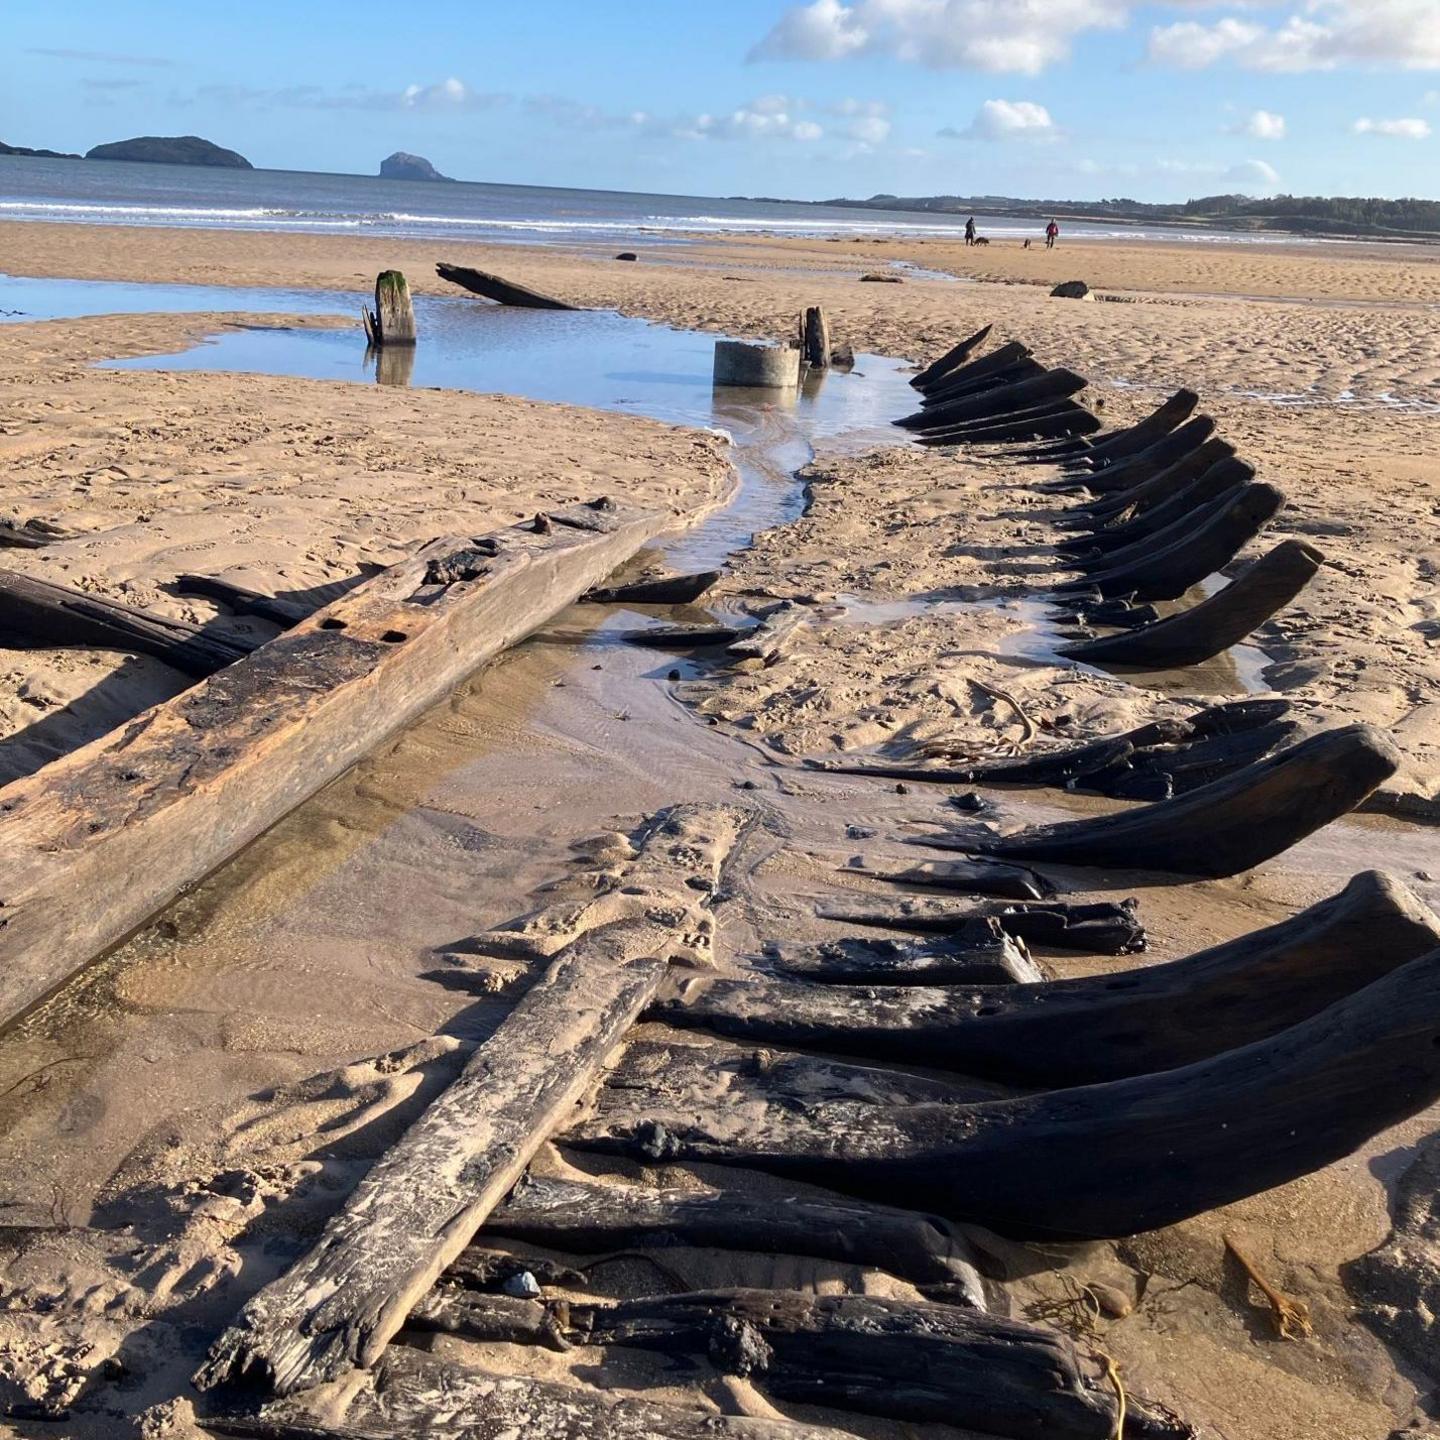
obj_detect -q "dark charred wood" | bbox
[174,576,311,628]
[801,307,830,368]
[567,1289,1183,1440]
[572,944,1440,1241]
[1065,415,1218,495]
[814,896,1146,955]
[1064,442,1242,526]
[897,369,1088,432]
[846,854,1050,899]
[407,1286,570,1350]
[758,925,1045,985]
[1053,482,1283,601]
[913,336,1024,396]
[1075,718,1303,801]
[1054,597,1161,629]
[919,356,1046,407]
[910,323,994,389]
[1071,479,1251,574]
[1068,389,1200,469]
[445,1246,586,1292]
[435,262,579,310]
[490,1173,987,1297]
[0,518,80,549]
[584,570,721,604]
[0,568,257,677]
[964,723,1398,876]
[918,403,1102,448]
[622,623,745,648]
[651,871,1439,1086]
[1060,540,1323,670]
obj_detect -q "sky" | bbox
[4,1,1439,203]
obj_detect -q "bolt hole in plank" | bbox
[318,617,347,631]
[380,630,407,644]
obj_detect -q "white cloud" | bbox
[1225,157,1282,187]
[1149,2,1440,73]
[1241,107,1286,139]
[750,0,1131,75]
[402,76,503,110]
[943,98,1058,139]
[1353,115,1433,138]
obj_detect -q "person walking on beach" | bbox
[964,216,976,246]
[1045,219,1059,250]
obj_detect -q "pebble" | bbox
[502,1271,542,1299]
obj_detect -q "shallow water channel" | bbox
[0,276,1432,1223]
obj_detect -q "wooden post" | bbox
[801,306,830,368]
[365,270,416,347]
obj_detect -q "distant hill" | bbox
[380,151,452,182]
[85,135,252,169]
[0,140,80,159]
[803,191,1440,242]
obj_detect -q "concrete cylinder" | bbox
[713,339,801,389]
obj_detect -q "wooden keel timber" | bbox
[0,568,258,677]
[1053,481,1284,602]
[203,1346,852,1439]
[435,261,579,309]
[488,1173,988,1297]
[965,723,1399,876]
[195,805,742,1396]
[1060,539,1323,669]
[649,871,1440,1085]
[567,1289,1181,1440]
[571,945,1440,1240]
[909,323,993,389]
[0,499,673,1044]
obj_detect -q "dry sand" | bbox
[0,219,1437,1439]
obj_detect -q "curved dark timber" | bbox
[1054,481,1283,601]
[910,324,994,390]
[573,946,1440,1240]
[1069,478,1252,573]
[1065,441,1240,525]
[920,357,1046,408]
[897,369,1088,431]
[1061,540,1324,669]
[964,723,1399,875]
[1070,389,1199,467]
[647,872,1440,1086]
[1073,415,1218,494]
[921,404,1102,447]
[914,338,1027,396]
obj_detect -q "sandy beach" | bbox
[1,216,1438,1440]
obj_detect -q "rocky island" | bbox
[380,151,452,182]
[0,140,81,159]
[85,135,252,169]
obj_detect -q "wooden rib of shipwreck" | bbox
[195,804,745,1398]
[1061,442,1242,527]
[1054,481,1284,602]
[488,1173,987,1297]
[909,323,993,390]
[647,871,1440,1086]
[570,944,1440,1240]
[565,1289,1183,1440]
[435,261,580,310]
[0,499,675,1032]
[0,517,81,550]
[1067,478,1254,576]
[204,1345,851,1440]
[963,723,1399,876]
[1061,540,1324,669]
[0,568,259,678]
[1067,388,1200,469]
[583,568,721,604]
[759,925,1046,986]
[896,368,1088,432]
[919,354,1046,407]
[913,336,1025,396]
[918,403,1102,448]
[1065,415,1218,495]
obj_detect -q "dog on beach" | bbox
[973,236,990,246]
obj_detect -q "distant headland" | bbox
[0,135,252,169]
[380,152,452,182]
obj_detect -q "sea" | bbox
[0,154,1298,249]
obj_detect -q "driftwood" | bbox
[490,1174,987,1297]
[914,337,1027,397]
[567,1289,1182,1440]
[195,804,744,1396]
[0,568,257,677]
[897,369,1087,432]
[1061,540,1324,669]
[650,871,1440,1085]
[800,306,830,367]
[435,261,579,310]
[1061,458,1255,558]
[910,323,993,390]
[0,517,79,549]
[1071,389,1200,468]
[572,945,1440,1239]
[1054,482,1283,602]
[814,895,1146,954]
[965,723,1399,876]
[0,500,672,1064]
[204,1345,849,1440]
[363,271,416,347]
[1070,415,1217,494]
[759,925,1045,985]
[584,569,721,604]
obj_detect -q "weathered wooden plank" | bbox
[1068,415,1217,495]
[728,603,809,666]
[1067,388,1199,468]
[435,261,579,310]
[584,569,721,604]
[194,805,743,1397]
[0,567,256,676]
[0,500,672,1031]
[0,517,80,550]
[897,369,1088,432]
[371,270,416,346]
[758,927,1044,986]
[909,323,993,389]
[203,1346,849,1439]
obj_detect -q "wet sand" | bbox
[0,219,1437,1438]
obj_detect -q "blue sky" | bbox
[4,1,1438,201]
